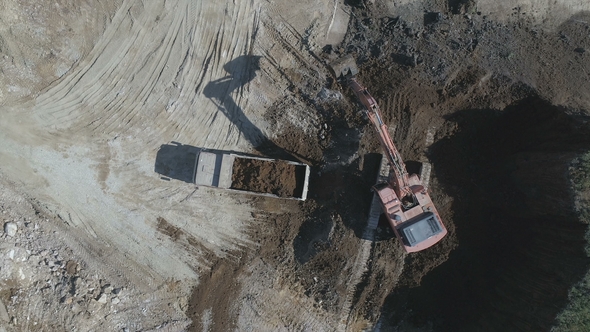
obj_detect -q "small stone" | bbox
[0,299,9,322]
[65,260,77,275]
[60,296,73,305]
[111,298,120,305]
[71,302,82,314]
[112,288,122,295]
[88,300,101,313]
[4,222,17,237]
[96,293,108,304]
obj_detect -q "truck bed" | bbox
[193,150,310,200]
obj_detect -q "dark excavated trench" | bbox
[381,96,590,331]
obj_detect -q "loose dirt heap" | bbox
[230,158,306,198]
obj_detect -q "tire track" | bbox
[337,239,373,332]
[237,260,337,331]
[97,4,186,135]
[388,90,412,144]
[33,0,136,113]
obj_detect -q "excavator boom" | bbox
[347,78,411,199]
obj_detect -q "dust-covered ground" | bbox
[1,0,590,331]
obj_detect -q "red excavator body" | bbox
[334,57,447,252]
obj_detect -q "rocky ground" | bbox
[1,0,590,331]
[0,175,189,331]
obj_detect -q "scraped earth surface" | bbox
[1,0,590,331]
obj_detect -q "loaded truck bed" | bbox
[193,150,310,200]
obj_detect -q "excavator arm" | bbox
[347,78,412,199]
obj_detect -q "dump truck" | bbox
[193,150,310,201]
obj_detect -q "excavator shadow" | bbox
[198,55,301,162]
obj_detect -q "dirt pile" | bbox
[230,158,307,197]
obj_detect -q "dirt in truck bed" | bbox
[230,158,306,197]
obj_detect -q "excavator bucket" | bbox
[330,54,359,79]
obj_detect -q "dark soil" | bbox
[230,158,307,198]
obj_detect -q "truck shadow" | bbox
[154,142,201,183]
[202,55,294,161]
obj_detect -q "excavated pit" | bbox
[381,96,590,331]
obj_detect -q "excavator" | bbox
[331,55,447,252]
